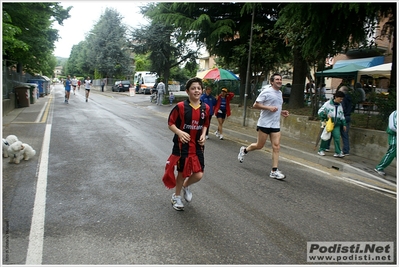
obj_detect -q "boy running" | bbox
[165,77,210,211]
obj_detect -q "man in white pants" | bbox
[156,79,165,105]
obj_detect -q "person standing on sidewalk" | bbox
[64,75,72,104]
[214,87,234,140]
[325,86,352,155]
[101,78,106,92]
[156,78,165,105]
[84,76,92,102]
[200,86,217,139]
[317,90,347,158]
[374,110,397,176]
[237,73,289,179]
[165,77,210,211]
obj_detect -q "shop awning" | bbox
[357,63,392,80]
[333,56,385,69]
[315,63,365,78]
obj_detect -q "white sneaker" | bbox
[182,186,192,202]
[270,169,286,180]
[219,134,223,140]
[238,146,246,163]
[333,152,345,158]
[325,149,330,152]
[206,135,209,140]
[171,193,184,211]
[374,168,386,176]
[317,151,325,156]
[215,131,220,137]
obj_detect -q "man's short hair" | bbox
[270,73,282,82]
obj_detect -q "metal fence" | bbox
[2,64,35,99]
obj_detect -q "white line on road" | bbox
[34,101,48,123]
[25,93,54,264]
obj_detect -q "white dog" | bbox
[8,141,25,164]
[2,135,19,158]
[21,143,36,161]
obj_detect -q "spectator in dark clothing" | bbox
[326,86,352,155]
[338,86,352,155]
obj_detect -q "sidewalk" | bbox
[3,91,396,194]
[213,118,396,194]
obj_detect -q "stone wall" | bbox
[2,93,15,116]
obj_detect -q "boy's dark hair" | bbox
[334,91,345,98]
[186,77,203,90]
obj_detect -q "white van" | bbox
[134,71,158,94]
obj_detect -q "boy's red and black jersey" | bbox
[168,99,210,156]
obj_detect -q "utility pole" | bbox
[242,6,255,126]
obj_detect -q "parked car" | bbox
[112,80,132,92]
[112,81,121,92]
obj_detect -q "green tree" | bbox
[131,3,201,91]
[88,7,133,79]
[145,3,290,102]
[276,3,395,112]
[3,2,71,75]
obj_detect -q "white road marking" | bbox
[34,101,48,123]
[26,91,54,265]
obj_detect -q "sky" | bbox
[52,1,149,58]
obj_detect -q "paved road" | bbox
[2,85,396,264]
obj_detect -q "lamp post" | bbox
[242,6,255,126]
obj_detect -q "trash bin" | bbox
[40,75,51,95]
[28,83,38,104]
[27,76,50,96]
[14,85,30,108]
[27,78,46,97]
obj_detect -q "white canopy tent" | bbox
[357,63,392,80]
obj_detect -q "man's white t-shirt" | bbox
[84,80,92,89]
[255,86,283,128]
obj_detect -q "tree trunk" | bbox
[288,49,307,109]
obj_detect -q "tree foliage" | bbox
[275,3,395,110]
[130,3,200,90]
[88,8,133,79]
[3,2,71,76]
[142,3,290,101]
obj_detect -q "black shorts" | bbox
[216,111,227,119]
[256,126,280,134]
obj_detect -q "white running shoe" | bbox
[270,169,286,180]
[238,146,246,163]
[317,151,325,156]
[206,135,209,140]
[333,152,345,158]
[215,131,220,137]
[171,193,184,211]
[219,134,223,140]
[182,186,192,202]
[374,168,386,176]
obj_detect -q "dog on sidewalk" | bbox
[2,135,19,158]
[7,141,25,164]
[21,143,36,161]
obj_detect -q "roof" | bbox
[315,63,365,78]
[333,56,385,69]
